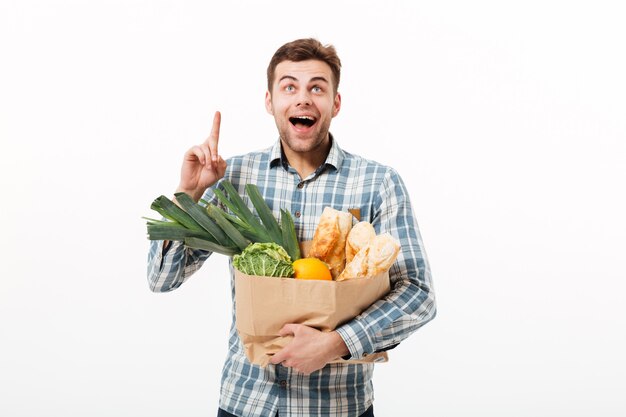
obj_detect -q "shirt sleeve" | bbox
[335,168,436,359]
[147,240,212,292]
[146,189,218,292]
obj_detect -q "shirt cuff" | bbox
[335,319,376,360]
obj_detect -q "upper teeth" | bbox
[296,116,314,120]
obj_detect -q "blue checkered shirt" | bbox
[147,136,436,417]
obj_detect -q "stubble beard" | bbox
[278,122,331,154]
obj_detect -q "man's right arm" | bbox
[147,111,225,292]
[147,240,212,292]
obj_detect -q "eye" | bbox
[312,86,322,93]
[285,85,295,92]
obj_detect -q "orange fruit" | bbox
[292,258,333,280]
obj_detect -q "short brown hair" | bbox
[267,38,342,95]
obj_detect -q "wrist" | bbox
[174,187,204,203]
[328,331,350,359]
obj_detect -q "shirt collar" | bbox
[269,133,345,173]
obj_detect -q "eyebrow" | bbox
[278,75,330,84]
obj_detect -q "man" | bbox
[147,38,436,417]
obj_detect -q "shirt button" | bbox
[295,211,301,218]
[280,380,287,388]
[297,182,304,189]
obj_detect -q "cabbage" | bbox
[233,242,294,277]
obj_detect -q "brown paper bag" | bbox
[234,267,391,367]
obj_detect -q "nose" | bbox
[296,90,311,106]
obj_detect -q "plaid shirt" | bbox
[147,136,436,417]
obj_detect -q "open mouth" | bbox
[289,115,316,128]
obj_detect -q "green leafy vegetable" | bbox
[280,209,301,261]
[232,242,294,277]
[145,180,301,262]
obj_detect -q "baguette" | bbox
[309,207,353,279]
[345,221,376,264]
[336,233,400,281]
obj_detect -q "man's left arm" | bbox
[270,168,436,371]
[334,167,436,360]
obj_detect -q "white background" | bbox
[1,1,625,416]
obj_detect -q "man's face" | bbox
[265,60,341,154]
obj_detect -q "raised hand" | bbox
[176,111,227,201]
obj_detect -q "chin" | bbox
[284,136,324,153]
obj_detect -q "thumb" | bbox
[278,323,298,337]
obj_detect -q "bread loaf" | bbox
[336,233,400,281]
[308,207,354,279]
[345,221,376,264]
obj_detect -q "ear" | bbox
[265,91,274,115]
[332,92,341,118]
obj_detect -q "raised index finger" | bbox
[206,111,221,162]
